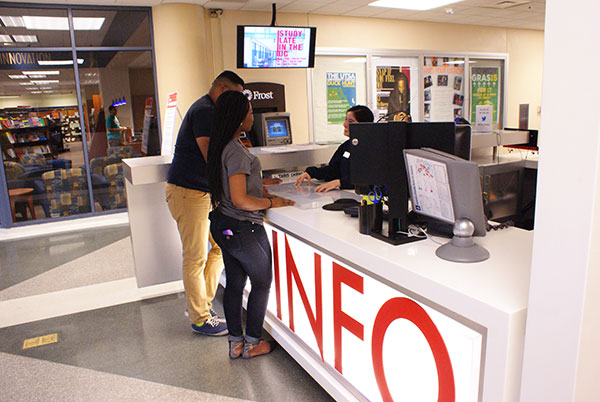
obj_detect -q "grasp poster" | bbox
[470,66,500,124]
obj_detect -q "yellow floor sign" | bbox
[22,333,58,350]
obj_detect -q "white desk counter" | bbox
[261,185,532,402]
[123,154,532,402]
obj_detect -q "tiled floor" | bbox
[0,226,334,401]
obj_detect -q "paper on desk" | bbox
[259,143,328,153]
[265,182,335,209]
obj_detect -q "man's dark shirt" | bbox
[167,94,214,192]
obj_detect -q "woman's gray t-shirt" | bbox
[218,138,265,224]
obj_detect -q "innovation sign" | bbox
[266,223,483,402]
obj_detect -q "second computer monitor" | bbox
[254,112,292,146]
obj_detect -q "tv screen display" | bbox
[266,119,289,138]
[237,25,316,69]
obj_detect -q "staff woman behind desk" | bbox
[207,91,295,359]
[295,105,374,192]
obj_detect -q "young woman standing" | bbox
[207,91,295,359]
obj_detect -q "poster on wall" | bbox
[470,66,500,124]
[161,92,178,157]
[423,57,464,122]
[376,66,411,121]
[141,97,153,155]
[326,72,357,124]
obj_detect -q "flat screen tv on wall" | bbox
[236,25,317,69]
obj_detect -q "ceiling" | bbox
[9,0,544,30]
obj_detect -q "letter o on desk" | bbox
[371,297,455,402]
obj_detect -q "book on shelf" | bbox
[6,148,16,158]
[4,132,15,144]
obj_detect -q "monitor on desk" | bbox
[253,112,292,146]
[404,148,489,262]
[349,121,469,245]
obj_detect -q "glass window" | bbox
[0,6,72,48]
[311,55,367,144]
[371,56,419,122]
[423,56,466,122]
[72,9,151,47]
[0,50,91,222]
[468,58,505,129]
[77,50,157,211]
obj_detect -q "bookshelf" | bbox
[0,106,79,161]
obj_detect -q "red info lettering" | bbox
[272,230,282,319]
[371,298,455,402]
[332,262,364,374]
[285,235,324,360]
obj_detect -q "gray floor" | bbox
[0,225,131,291]
[0,226,335,402]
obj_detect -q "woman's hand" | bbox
[294,172,311,186]
[269,195,295,208]
[314,179,340,193]
[262,177,282,185]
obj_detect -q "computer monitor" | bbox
[404,148,488,262]
[349,121,465,245]
[252,112,292,146]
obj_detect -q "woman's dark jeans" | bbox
[210,210,272,344]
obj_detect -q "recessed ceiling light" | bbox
[27,75,46,79]
[38,87,53,89]
[0,16,24,27]
[18,82,34,86]
[8,75,27,79]
[445,8,454,14]
[369,0,463,11]
[30,91,42,94]
[31,80,59,84]
[0,34,12,42]
[38,59,84,66]
[12,35,38,43]
[23,70,59,75]
[22,16,104,31]
[42,90,54,93]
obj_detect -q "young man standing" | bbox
[106,105,127,147]
[166,71,245,336]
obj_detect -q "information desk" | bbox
[257,185,532,402]
[123,154,532,402]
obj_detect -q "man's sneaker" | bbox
[191,316,228,336]
[242,340,276,358]
[185,308,225,322]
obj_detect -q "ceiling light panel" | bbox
[369,0,464,11]
[31,80,59,84]
[8,75,27,79]
[38,59,83,66]
[0,16,24,27]
[0,34,12,42]
[12,35,38,43]
[23,70,59,75]
[22,16,104,31]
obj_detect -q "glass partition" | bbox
[469,58,505,129]
[78,50,157,212]
[72,9,151,47]
[423,56,466,122]
[0,50,91,221]
[370,56,420,122]
[311,55,367,144]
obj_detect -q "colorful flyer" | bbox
[423,57,464,122]
[470,67,500,124]
[375,66,411,121]
[326,72,356,124]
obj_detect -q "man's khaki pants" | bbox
[166,183,223,324]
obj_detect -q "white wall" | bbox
[214,11,544,143]
[519,0,600,400]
